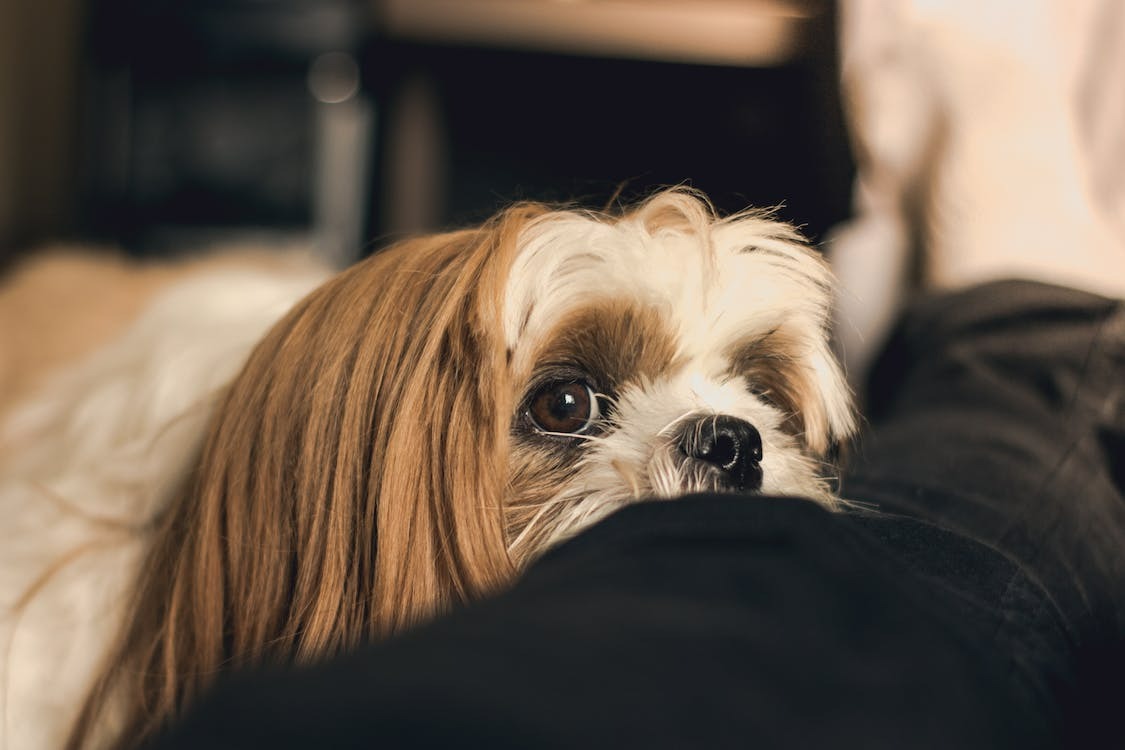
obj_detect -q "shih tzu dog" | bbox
[0,189,854,749]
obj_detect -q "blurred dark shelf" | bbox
[74,0,852,257]
[370,35,853,245]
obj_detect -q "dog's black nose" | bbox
[678,415,763,491]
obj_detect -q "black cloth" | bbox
[151,281,1125,749]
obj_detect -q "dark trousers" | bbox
[849,280,1125,746]
[154,281,1125,749]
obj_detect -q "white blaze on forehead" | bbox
[502,203,837,384]
[503,214,705,357]
[685,371,746,414]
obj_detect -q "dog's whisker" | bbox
[656,409,709,439]
[611,459,642,498]
[507,500,563,555]
[535,430,605,443]
[593,391,619,408]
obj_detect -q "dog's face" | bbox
[499,193,855,561]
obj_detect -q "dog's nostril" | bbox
[699,432,739,471]
[680,415,764,490]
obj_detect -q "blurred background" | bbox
[0,0,853,270]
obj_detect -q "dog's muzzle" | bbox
[676,414,764,492]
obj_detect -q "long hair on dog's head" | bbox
[70,205,546,747]
[71,190,853,748]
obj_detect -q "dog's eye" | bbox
[527,381,601,435]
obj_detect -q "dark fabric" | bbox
[151,280,1125,749]
[848,280,1125,747]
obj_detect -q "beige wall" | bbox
[0,0,83,259]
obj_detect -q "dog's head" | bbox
[89,190,854,745]
[502,191,855,560]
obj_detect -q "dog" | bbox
[0,190,855,749]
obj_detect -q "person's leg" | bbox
[834,5,1125,711]
[832,10,1125,739]
[847,280,1125,636]
[148,495,1060,750]
[843,280,1125,746]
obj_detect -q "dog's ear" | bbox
[791,339,856,457]
[200,208,547,639]
[75,205,552,746]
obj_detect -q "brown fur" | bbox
[727,328,835,456]
[67,207,548,748]
[519,300,681,390]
